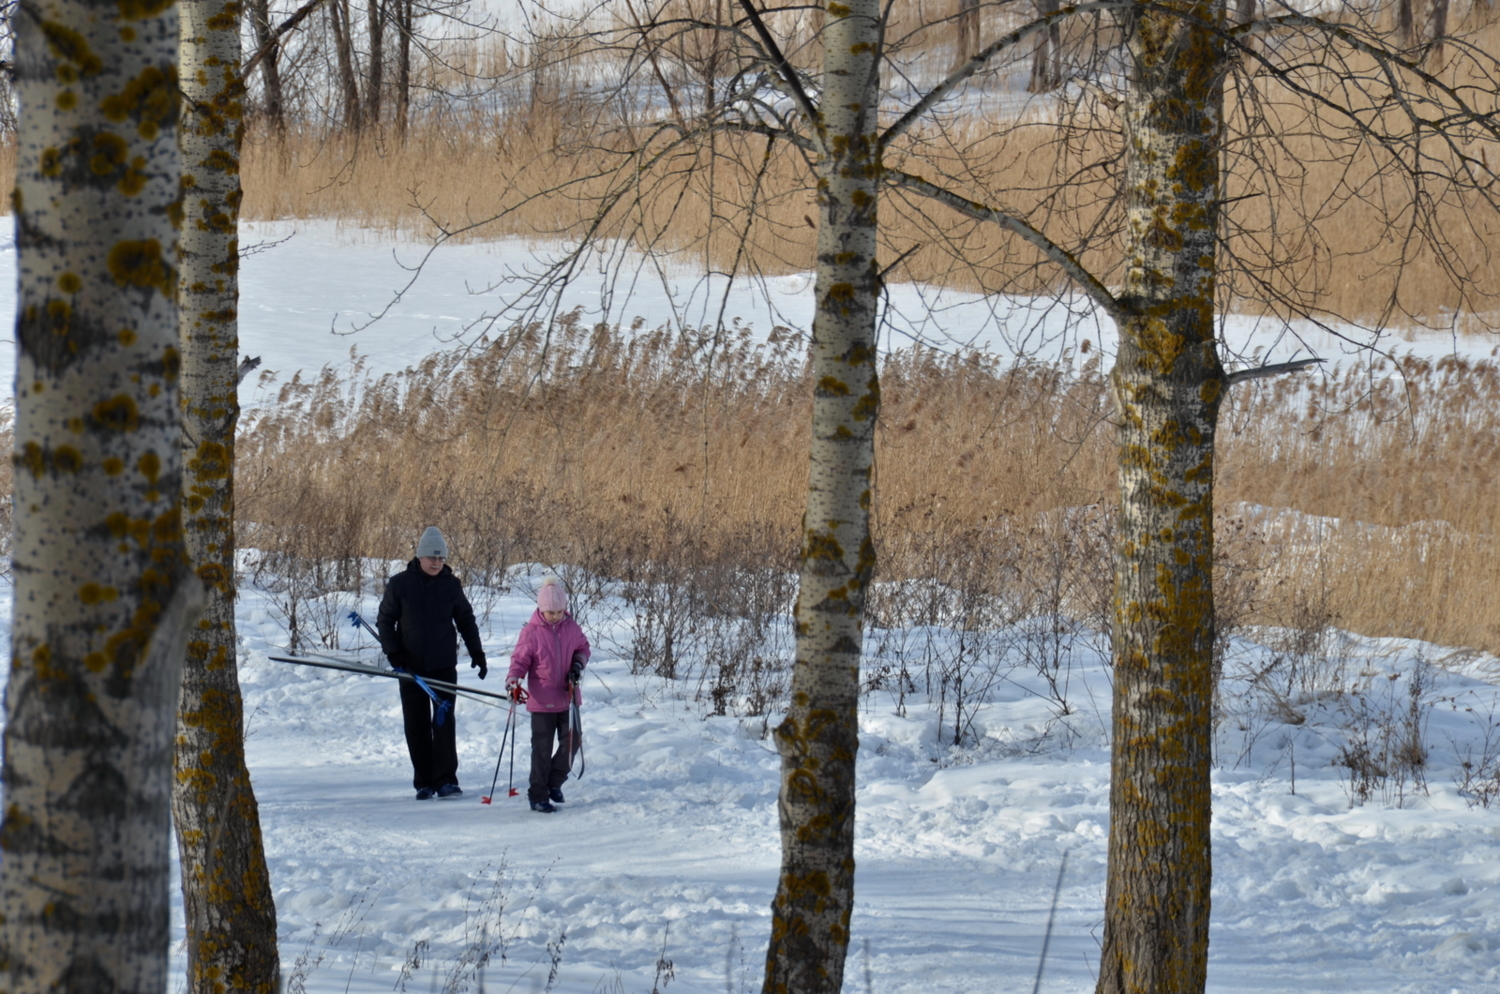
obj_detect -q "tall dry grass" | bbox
[235,315,1500,666]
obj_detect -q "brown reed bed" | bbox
[235,313,1500,661]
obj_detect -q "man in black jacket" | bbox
[377,526,488,800]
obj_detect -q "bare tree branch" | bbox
[884,168,1127,320]
[1225,356,1325,386]
[882,0,1128,150]
[239,0,331,85]
[734,0,821,147]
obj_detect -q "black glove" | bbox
[568,655,585,685]
[472,657,488,680]
[388,650,411,671]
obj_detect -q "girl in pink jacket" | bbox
[506,578,590,812]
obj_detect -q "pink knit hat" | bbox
[537,579,568,613]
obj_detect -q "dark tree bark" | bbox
[956,0,981,68]
[1425,0,1450,66]
[396,0,414,138]
[249,0,286,134]
[330,0,364,132]
[1027,0,1063,92]
[367,0,387,126]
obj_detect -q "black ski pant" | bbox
[400,667,458,790]
[528,710,578,803]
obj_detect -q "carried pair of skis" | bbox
[267,610,584,804]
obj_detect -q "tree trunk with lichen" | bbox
[761,2,880,992]
[1096,3,1225,993]
[173,1,281,993]
[0,1,201,991]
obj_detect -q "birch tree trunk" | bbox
[1096,3,1226,993]
[0,1,201,991]
[175,1,281,991]
[762,1,881,991]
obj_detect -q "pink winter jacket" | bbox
[507,609,590,713]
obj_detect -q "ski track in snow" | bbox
[5,566,1500,994]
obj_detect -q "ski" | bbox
[266,653,512,706]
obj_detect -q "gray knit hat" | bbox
[415,526,448,559]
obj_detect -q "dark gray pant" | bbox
[528,710,578,802]
[400,668,458,791]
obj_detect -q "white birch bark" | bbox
[762,1,881,991]
[174,0,281,990]
[0,1,198,990]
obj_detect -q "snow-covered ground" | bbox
[8,560,1497,994]
[240,566,1500,994]
[215,570,1500,993]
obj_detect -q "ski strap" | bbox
[398,669,452,727]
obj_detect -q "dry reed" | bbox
[234,314,1500,661]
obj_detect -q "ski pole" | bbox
[398,668,451,727]
[349,610,381,640]
[569,688,585,779]
[508,690,522,799]
[346,610,452,725]
[482,694,518,804]
[267,654,509,705]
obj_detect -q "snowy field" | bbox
[2,220,1497,402]
[8,562,1500,994]
[236,571,1500,994]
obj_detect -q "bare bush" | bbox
[1335,656,1433,808]
[1453,700,1500,808]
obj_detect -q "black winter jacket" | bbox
[376,559,486,674]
